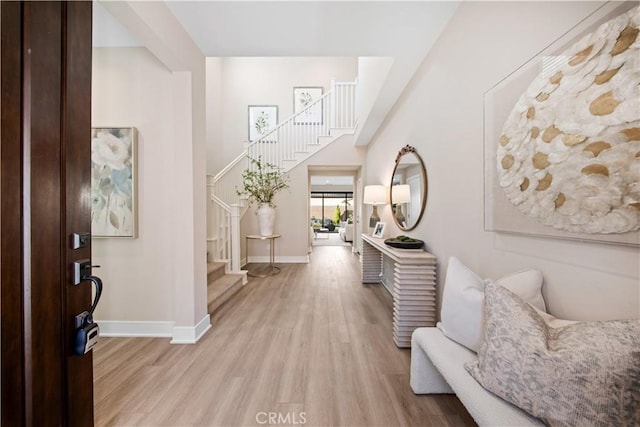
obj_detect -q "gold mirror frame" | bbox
[390,145,428,231]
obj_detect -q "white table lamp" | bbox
[363,185,387,228]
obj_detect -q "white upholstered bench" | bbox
[411,326,543,427]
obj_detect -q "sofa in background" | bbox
[338,222,353,242]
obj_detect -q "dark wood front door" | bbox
[1,1,95,425]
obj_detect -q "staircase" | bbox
[207,261,244,314]
[207,80,358,289]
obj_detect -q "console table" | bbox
[361,234,437,348]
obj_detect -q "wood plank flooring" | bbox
[93,246,476,426]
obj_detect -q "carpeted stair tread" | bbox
[207,273,244,314]
[207,262,226,283]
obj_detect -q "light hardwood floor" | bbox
[93,246,476,427]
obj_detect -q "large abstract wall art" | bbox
[485,4,639,246]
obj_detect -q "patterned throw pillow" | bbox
[466,281,640,427]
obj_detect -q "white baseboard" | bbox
[97,320,174,338]
[247,255,309,263]
[98,315,212,344]
[170,314,211,344]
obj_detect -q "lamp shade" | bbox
[393,184,411,204]
[363,185,386,205]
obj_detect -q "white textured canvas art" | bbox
[485,3,639,246]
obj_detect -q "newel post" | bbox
[230,204,241,273]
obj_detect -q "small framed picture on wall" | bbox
[248,105,278,142]
[293,87,323,124]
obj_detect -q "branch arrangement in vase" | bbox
[236,156,290,208]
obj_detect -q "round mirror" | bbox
[390,145,428,231]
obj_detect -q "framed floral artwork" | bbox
[248,105,278,142]
[91,127,137,238]
[293,87,323,124]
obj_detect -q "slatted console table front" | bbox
[361,234,437,348]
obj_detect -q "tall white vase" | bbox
[257,204,275,236]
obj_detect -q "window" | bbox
[310,192,353,229]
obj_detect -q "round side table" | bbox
[245,234,281,277]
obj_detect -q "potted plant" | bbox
[236,156,289,236]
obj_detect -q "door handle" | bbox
[72,259,100,285]
[72,259,103,355]
[72,259,103,314]
[82,275,103,315]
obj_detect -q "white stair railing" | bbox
[210,153,248,273]
[210,80,357,273]
[213,151,249,208]
[247,92,330,170]
[247,80,357,170]
[332,80,358,130]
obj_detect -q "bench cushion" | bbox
[412,327,543,426]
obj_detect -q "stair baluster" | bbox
[209,80,357,275]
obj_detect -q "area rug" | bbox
[313,233,351,247]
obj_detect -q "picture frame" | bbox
[91,127,137,238]
[293,87,323,124]
[248,105,278,142]
[483,2,639,246]
[372,221,386,238]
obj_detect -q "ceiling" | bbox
[164,1,459,58]
[93,1,460,145]
[96,1,459,58]
[93,2,141,47]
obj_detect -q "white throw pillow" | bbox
[495,269,546,312]
[534,307,578,328]
[438,257,485,352]
[439,256,546,352]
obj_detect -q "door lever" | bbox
[72,259,104,356]
[72,259,100,285]
[82,275,103,315]
[72,259,103,315]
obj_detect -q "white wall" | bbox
[92,46,209,340]
[240,136,366,263]
[365,1,639,321]
[205,57,224,174]
[100,2,210,341]
[310,184,353,193]
[92,47,177,323]
[212,57,358,168]
[354,57,394,144]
